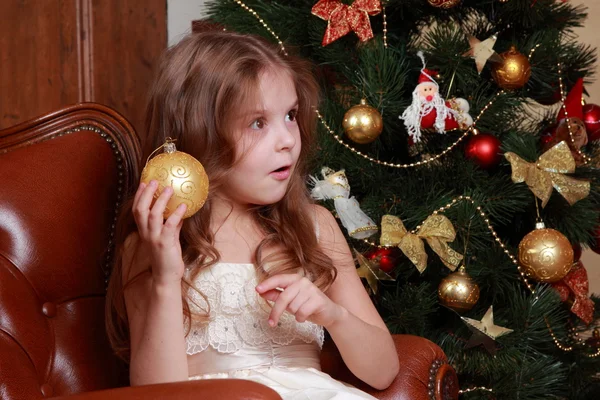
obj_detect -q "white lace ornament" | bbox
[310,167,378,239]
[185,264,324,355]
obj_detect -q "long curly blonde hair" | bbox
[105,31,337,361]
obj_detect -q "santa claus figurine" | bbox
[400,52,473,143]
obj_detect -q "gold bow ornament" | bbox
[380,214,463,273]
[505,141,590,208]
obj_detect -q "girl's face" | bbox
[223,68,302,207]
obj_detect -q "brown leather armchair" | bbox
[0,104,459,400]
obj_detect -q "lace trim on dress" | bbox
[185,263,324,355]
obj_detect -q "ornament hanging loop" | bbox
[163,137,177,153]
[146,137,178,166]
[533,196,544,227]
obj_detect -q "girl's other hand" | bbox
[132,180,187,286]
[255,274,345,329]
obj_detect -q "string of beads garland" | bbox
[545,317,600,358]
[382,3,388,48]
[232,0,287,55]
[317,92,503,168]
[557,63,591,165]
[360,195,535,293]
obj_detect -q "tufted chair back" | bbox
[0,104,141,399]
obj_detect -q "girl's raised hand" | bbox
[132,180,187,286]
[255,274,344,329]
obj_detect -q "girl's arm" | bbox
[123,233,189,385]
[123,182,190,385]
[315,205,400,390]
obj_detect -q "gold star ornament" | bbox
[461,306,513,354]
[464,34,504,74]
[354,249,395,294]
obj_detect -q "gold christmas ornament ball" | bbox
[518,222,574,283]
[427,0,461,8]
[140,141,209,219]
[438,266,480,313]
[491,46,531,90]
[342,99,383,144]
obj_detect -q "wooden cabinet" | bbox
[0,0,166,137]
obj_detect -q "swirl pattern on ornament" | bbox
[170,163,192,179]
[179,180,196,195]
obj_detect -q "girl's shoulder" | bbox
[309,203,355,271]
[309,203,338,243]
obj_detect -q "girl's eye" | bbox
[250,118,265,130]
[286,109,298,122]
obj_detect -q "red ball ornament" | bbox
[464,133,502,169]
[378,255,396,273]
[365,247,400,273]
[583,104,600,141]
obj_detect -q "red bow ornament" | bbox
[551,261,595,325]
[311,0,382,46]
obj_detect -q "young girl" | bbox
[106,31,399,399]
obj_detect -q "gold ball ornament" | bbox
[427,0,461,8]
[518,222,574,283]
[342,99,383,144]
[491,46,531,90]
[438,266,480,313]
[140,139,209,219]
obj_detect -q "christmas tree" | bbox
[205,1,600,398]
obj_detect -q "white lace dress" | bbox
[185,262,377,400]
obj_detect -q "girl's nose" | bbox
[277,125,296,151]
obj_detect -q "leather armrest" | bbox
[53,334,459,400]
[51,379,282,400]
[321,334,459,400]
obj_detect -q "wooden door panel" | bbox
[91,0,166,137]
[0,0,166,137]
[0,1,79,129]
